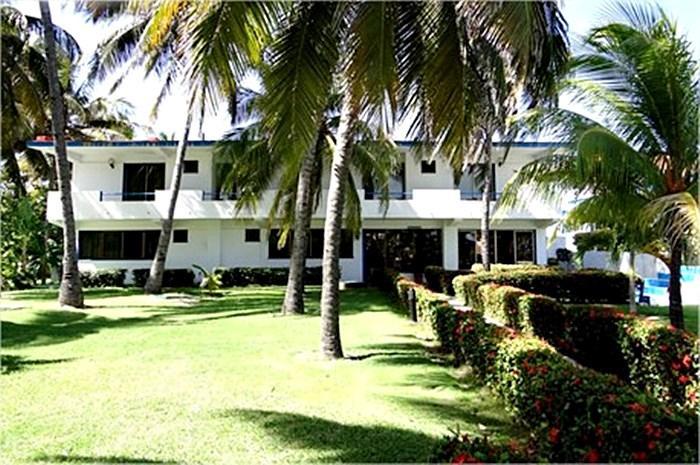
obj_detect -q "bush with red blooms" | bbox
[452,268,629,306]
[432,433,541,463]
[485,335,698,462]
[619,317,699,411]
[477,284,527,329]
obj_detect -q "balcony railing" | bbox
[201,191,238,201]
[100,192,156,201]
[364,191,413,200]
[459,191,501,201]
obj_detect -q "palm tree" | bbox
[261,1,568,358]
[216,91,399,315]
[83,1,278,293]
[38,0,82,307]
[500,3,698,329]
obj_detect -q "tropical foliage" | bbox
[500,3,699,329]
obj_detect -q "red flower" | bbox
[647,441,656,450]
[659,344,669,353]
[678,375,690,384]
[671,361,681,371]
[452,453,480,464]
[582,449,600,463]
[628,402,649,414]
[534,400,542,412]
[682,354,693,368]
[631,451,648,462]
[603,393,618,403]
[539,366,549,375]
[667,324,677,332]
[548,427,560,444]
[573,377,582,386]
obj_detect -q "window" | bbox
[122,163,165,201]
[245,229,260,242]
[516,231,535,262]
[421,160,436,174]
[268,229,354,259]
[184,160,199,173]
[173,229,188,243]
[458,229,536,267]
[79,231,159,260]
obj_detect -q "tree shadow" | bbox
[33,454,176,464]
[214,408,441,463]
[349,340,446,367]
[1,354,75,375]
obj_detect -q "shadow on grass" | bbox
[1,354,75,375]
[33,454,176,464]
[350,340,446,367]
[215,408,441,463]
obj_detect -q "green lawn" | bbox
[0,287,523,464]
[615,304,698,334]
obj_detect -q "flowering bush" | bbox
[619,318,699,411]
[452,269,629,305]
[432,433,540,463]
[488,335,698,462]
[516,293,566,342]
[477,284,527,329]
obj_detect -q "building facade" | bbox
[32,140,560,283]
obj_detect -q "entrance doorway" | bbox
[363,229,443,283]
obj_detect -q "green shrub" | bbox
[454,309,497,378]
[517,293,566,343]
[432,433,540,463]
[477,284,527,329]
[394,276,419,312]
[619,318,699,411]
[487,335,698,462]
[414,286,458,356]
[213,267,322,287]
[423,266,472,295]
[132,268,195,288]
[80,269,127,287]
[452,268,628,305]
[470,263,545,273]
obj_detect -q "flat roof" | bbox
[27,139,565,149]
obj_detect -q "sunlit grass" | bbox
[0,286,523,464]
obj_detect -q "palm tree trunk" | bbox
[282,145,318,315]
[39,1,83,308]
[144,109,193,294]
[320,93,356,359]
[628,250,637,314]
[668,242,684,329]
[2,148,27,196]
[480,137,493,272]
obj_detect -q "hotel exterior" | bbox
[31,140,561,283]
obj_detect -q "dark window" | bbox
[245,229,260,242]
[122,163,165,201]
[516,231,535,262]
[309,229,324,259]
[173,230,188,243]
[421,160,437,174]
[184,160,199,173]
[458,231,478,270]
[496,231,515,264]
[268,229,292,259]
[79,231,159,260]
[340,230,354,258]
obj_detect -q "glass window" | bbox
[420,160,436,174]
[78,231,159,260]
[340,230,354,259]
[245,229,260,242]
[268,229,291,259]
[475,230,496,265]
[458,231,477,269]
[122,163,165,201]
[496,231,515,264]
[516,231,535,262]
[183,160,199,173]
[173,230,188,243]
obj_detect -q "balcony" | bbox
[47,188,560,224]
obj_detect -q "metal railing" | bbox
[364,191,413,200]
[201,191,238,201]
[460,191,501,201]
[100,192,156,201]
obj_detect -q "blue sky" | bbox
[13,0,700,140]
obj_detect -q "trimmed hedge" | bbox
[213,266,322,287]
[453,268,629,305]
[132,268,195,288]
[423,266,472,295]
[79,269,126,287]
[432,433,539,463]
[470,263,545,273]
[474,282,699,411]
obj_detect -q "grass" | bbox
[0,286,523,464]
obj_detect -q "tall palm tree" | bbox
[262,1,568,358]
[83,1,278,293]
[500,3,698,329]
[38,0,82,307]
[216,91,399,315]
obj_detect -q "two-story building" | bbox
[30,140,560,283]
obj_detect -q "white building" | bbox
[32,140,561,283]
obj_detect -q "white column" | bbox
[535,227,547,265]
[207,220,222,269]
[442,224,459,270]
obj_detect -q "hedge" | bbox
[470,263,545,273]
[453,268,629,305]
[132,268,195,288]
[212,266,322,287]
[423,266,472,295]
[79,269,127,287]
[475,282,699,411]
